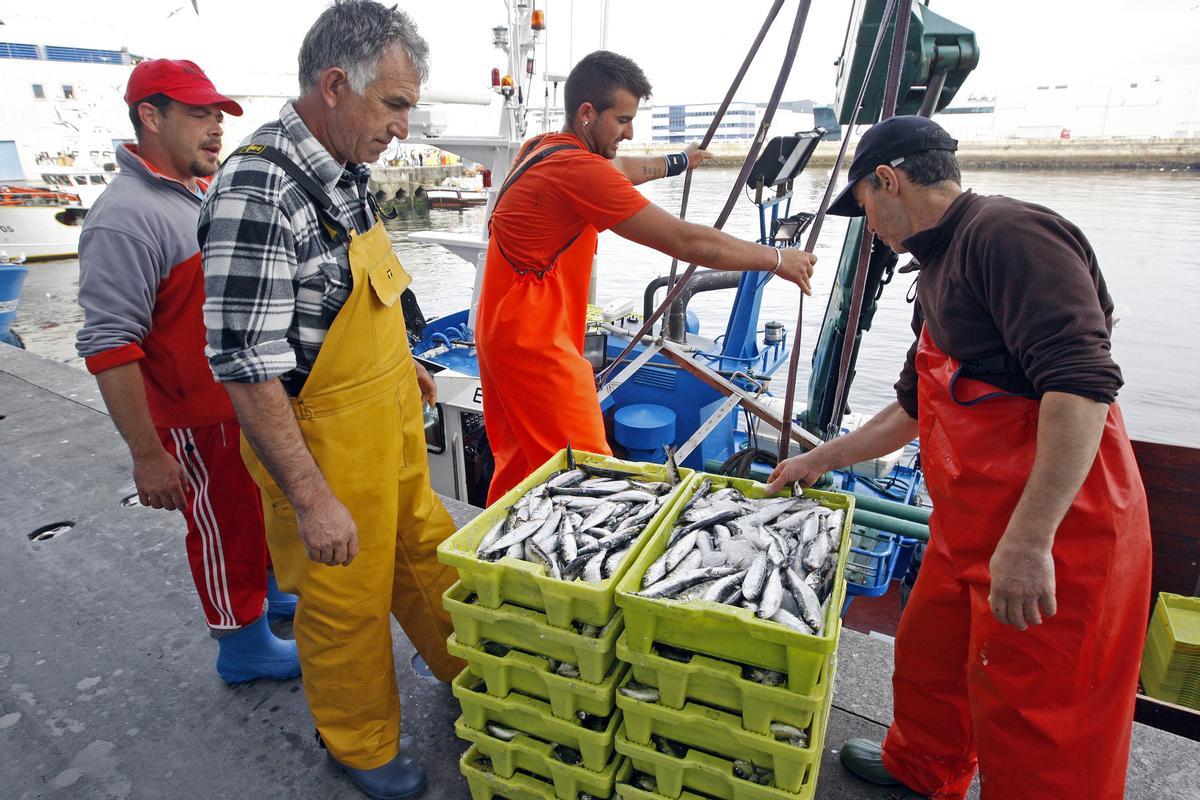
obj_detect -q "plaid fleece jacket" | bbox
[199,102,376,394]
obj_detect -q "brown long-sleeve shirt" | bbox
[894,190,1122,418]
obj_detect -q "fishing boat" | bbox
[425,185,489,210]
[33,162,116,209]
[0,184,86,261]
[407,0,1198,737]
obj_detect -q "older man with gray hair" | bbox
[199,2,460,797]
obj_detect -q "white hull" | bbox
[0,205,85,261]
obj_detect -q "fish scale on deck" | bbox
[437,447,854,800]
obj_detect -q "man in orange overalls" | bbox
[768,116,1152,799]
[478,50,819,504]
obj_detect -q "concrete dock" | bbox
[626,138,1200,172]
[1,344,1196,799]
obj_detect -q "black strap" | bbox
[228,144,350,245]
[488,137,582,277]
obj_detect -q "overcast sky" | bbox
[3,0,1198,107]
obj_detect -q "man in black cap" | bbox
[767,116,1151,799]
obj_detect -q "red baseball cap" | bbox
[124,59,243,116]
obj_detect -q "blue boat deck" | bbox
[1,344,1196,799]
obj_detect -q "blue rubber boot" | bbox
[266,571,298,621]
[332,749,427,800]
[215,614,302,685]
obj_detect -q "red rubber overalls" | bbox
[881,327,1153,799]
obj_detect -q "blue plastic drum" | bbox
[0,264,29,344]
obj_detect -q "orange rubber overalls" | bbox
[477,134,648,505]
[240,217,463,770]
[881,327,1153,799]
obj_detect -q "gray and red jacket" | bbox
[76,144,233,428]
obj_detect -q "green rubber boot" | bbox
[840,738,902,787]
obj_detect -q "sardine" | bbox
[785,567,823,631]
[560,495,607,510]
[578,501,619,531]
[802,532,831,572]
[651,736,687,759]
[603,544,632,578]
[664,529,699,572]
[702,571,745,603]
[756,567,784,619]
[607,489,658,504]
[618,681,660,702]
[771,606,815,634]
[480,516,545,556]
[547,468,585,489]
[770,722,808,742]
[475,519,505,555]
[579,463,642,480]
[639,566,738,599]
[741,552,770,601]
[665,445,682,485]
[634,772,660,791]
[582,550,606,582]
[486,723,520,741]
[552,744,583,765]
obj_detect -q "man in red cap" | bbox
[75,59,302,684]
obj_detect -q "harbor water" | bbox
[9,166,1200,447]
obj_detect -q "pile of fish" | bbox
[635,480,844,636]
[474,450,681,583]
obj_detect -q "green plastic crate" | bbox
[461,745,634,800]
[453,669,621,772]
[444,581,622,684]
[614,724,827,800]
[615,473,853,694]
[616,783,712,800]
[613,673,828,794]
[460,744,557,800]
[456,717,625,799]
[450,633,627,720]
[439,449,693,628]
[616,633,833,737]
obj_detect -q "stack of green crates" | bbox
[1141,593,1200,710]
[611,473,854,800]
[438,450,694,800]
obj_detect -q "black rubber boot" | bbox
[840,738,902,787]
[332,749,427,800]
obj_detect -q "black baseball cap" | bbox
[827,116,958,217]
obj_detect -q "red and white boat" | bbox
[0,185,87,261]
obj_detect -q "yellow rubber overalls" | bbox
[240,215,463,770]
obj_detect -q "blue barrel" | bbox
[614,403,676,462]
[0,264,29,344]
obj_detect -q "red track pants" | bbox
[158,419,268,630]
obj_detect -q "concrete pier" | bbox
[1,344,1196,799]
[627,138,1200,171]
[369,164,467,201]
